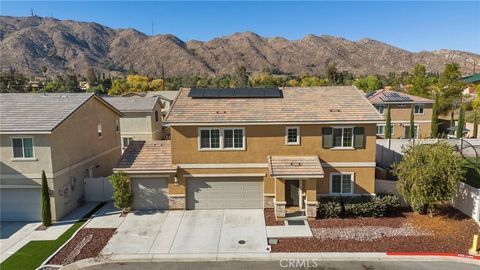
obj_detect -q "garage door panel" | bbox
[131,178,168,210]
[1,188,42,221]
[187,177,263,210]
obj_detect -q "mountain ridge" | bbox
[1,16,479,78]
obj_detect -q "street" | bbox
[79,260,479,270]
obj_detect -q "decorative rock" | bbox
[169,196,185,210]
[63,234,93,265]
[264,195,275,208]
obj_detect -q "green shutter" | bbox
[322,127,333,148]
[353,127,365,148]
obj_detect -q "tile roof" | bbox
[114,140,175,172]
[146,91,179,101]
[102,96,161,112]
[0,92,102,132]
[268,156,324,177]
[367,89,434,105]
[165,86,383,125]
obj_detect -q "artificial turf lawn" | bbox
[0,202,105,270]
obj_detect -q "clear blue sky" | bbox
[2,1,480,53]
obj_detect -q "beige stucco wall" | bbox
[376,103,433,139]
[119,102,163,142]
[170,124,376,164]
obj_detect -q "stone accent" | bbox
[274,200,286,219]
[305,201,318,219]
[264,195,275,208]
[168,195,185,210]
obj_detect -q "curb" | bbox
[60,252,480,269]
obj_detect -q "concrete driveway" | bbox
[102,209,268,255]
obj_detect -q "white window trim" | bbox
[121,137,133,150]
[329,172,354,195]
[374,105,385,115]
[97,123,103,139]
[115,119,120,133]
[198,127,246,151]
[11,137,36,160]
[404,124,420,139]
[376,124,385,135]
[414,104,424,115]
[331,126,354,149]
[285,126,300,145]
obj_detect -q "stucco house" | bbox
[0,93,122,221]
[103,96,164,151]
[113,86,383,219]
[367,89,434,139]
[146,91,179,119]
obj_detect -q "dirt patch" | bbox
[272,208,480,254]
[35,224,48,231]
[49,228,115,265]
[264,209,284,226]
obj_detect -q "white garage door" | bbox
[131,178,169,210]
[0,188,42,221]
[187,177,263,209]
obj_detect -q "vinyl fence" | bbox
[453,182,480,224]
[84,177,113,202]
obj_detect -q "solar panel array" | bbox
[188,88,283,98]
[380,92,413,102]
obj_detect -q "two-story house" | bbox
[114,87,383,219]
[103,96,164,150]
[0,93,122,221]
[367,89,434,139]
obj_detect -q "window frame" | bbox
[115,119,120,133]
[331,126,354,149]
[11,137,35,160]
[198,127,245,151]
[374,105,385,115]
[376,124,385,135]
[155,110,159,122]
[285,126,300,145]
[97,123,103,138]
[404,124,419,139]
[414,104,424,115]
[329,172,354,195]
[121,137,134,150]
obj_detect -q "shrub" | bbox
[109,172,133,213]
[317,194,400,218]
[41,170,52,227]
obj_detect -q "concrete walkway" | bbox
[101,209,269,255]
[0,202,98,263]
[85,202,124,229]
[266,220,313,238]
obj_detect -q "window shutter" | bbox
[322,127,333,148]
[353,127,365,148]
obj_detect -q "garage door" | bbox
[187,177,263,209]
[131,178,169,210]
[0,188,42,221]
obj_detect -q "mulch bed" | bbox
[264,209,284,226]
[271,208,480,254]
[48,228,115,265]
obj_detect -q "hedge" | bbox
[317,193,400,218]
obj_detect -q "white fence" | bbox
[453,182,480,224]
[84,177,113,202]
[375,179,407,206]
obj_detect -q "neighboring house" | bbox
[367,89,434,139]
[103,96,164,151]
[0,93,122,221]
[462,73,480,85]
[114,86,383,220]
[146,91,179,119]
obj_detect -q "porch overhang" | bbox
[267,155,324,179]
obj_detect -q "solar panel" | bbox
[380,92,413,102]
[188,88,282,98]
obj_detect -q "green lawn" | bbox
[0,202,105,270]
[462,157,480,188]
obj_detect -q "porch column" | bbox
[305,178,317,219]
[274,177,286,219]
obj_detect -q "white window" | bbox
[155,110,159,122]
[374,105,385,114]
[115,119,120,133]
[404,125,419,139]
[330,173,354,195]
[414,104,424,114]
[12,137,34,159]
[285,126,300,145]
[332,127,353,148]
[199,128,245,150]
[97,124,102,138]
[122,137,133,150]
[376,125,385,135]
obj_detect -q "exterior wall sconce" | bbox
[174,175,179,186]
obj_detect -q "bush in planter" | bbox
[317,194,400,218]
[317,197,342,218]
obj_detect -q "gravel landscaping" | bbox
[264,209,284,226]
[48,228,115,266]
[271,208,480,254]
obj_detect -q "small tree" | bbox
[431,93,438,138]
[41,170,52,227]
[393,142,465,215]
[450,111,455,135]
[385,105,392,139]
[409,104,415,139]
[473,110,478,138]
[109,172,133,213]
[456,106,465,139]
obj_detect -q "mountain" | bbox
[1,16,479,78]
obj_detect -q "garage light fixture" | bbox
[174,175,179,186]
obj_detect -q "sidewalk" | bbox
[0,202,98,263]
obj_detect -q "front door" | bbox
[285,180,300,206]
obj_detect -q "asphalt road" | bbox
[80,260,479,270]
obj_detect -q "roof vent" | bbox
[290,162,302,166]
[216,111,227,114]
[329,109,341,112]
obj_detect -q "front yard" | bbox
[270,207,480,254]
